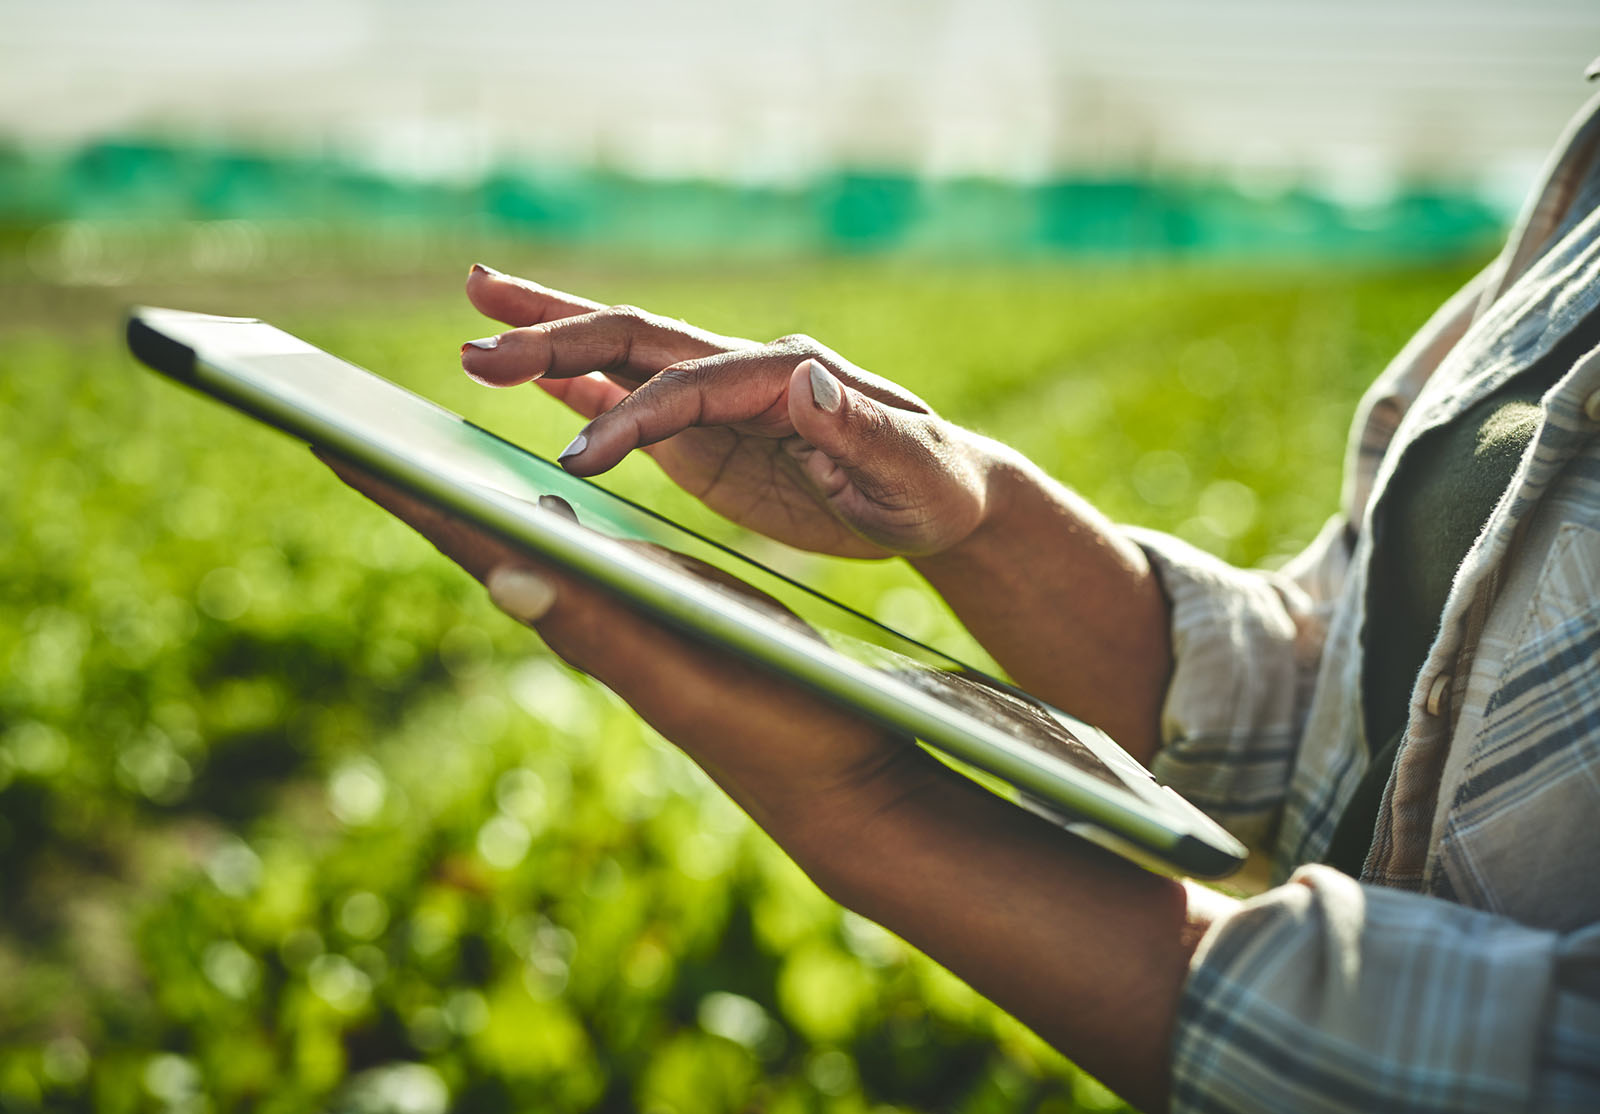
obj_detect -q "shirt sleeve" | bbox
[1171,864,1600,1114]
[1125,515,1353,848]
[1124,268,1490,851]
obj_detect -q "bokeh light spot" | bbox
[339,891,390,940]
[328,759,387,826]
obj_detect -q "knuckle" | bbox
[770,333,824,356]
[857,401,894,442]
[652,363,700,391]
[917,416,952,448]
[603,303,653,326]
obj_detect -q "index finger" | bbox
[466,264,605,327]
[462,304,753,388]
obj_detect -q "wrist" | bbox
[744,742,956,892]
[801,759,985,910]
[911,434,1038,579]
[900,440,1172,760]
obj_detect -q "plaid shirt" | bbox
[1133,86,1600,1113]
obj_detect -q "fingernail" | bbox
[558,432,588,461]
[486,567,557,625]
[806,359,843,413]
[470,262,503,277]
[464,336,500,350]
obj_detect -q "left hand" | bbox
[316,452,939,844]
[315,459,1223,1114]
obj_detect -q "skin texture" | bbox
[319,265,1237,1111]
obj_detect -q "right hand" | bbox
[459,265,1002,559]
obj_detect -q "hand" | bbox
[459,265,1174,759]
[459,265,999,559]
[315,452,940,845]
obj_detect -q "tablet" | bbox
[127,306,1246,878]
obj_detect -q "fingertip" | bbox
[465,265,522,319]
[459,349,504,386]
[788,359,846,442]
[803,358,844,414]
[554,430,608,476]
[554,427,629,478]
[460,335,542,387]
[556,431,588,465]
[466,262,504,293]
[486,566,557,625]
[467,262,508,291]
[538,494,579,522]
[787,360,891,475]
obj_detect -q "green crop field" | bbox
[0,247,1480,1113]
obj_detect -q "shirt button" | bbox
[1584,389,1600,423]
[1425,672,1453,717]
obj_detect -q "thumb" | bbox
[785,359,987,554]
[787,358,924,475]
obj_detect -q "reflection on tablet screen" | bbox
[861,650,1127,789]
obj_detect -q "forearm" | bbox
[780,759,1234,1114]
[913,440,1173,763]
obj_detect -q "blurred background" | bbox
[2,3,1597,1112]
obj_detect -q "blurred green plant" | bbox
[0,247,1479,1112]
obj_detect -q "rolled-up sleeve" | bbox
[1171,864,1600,1114]
[1126,515,1351,848]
